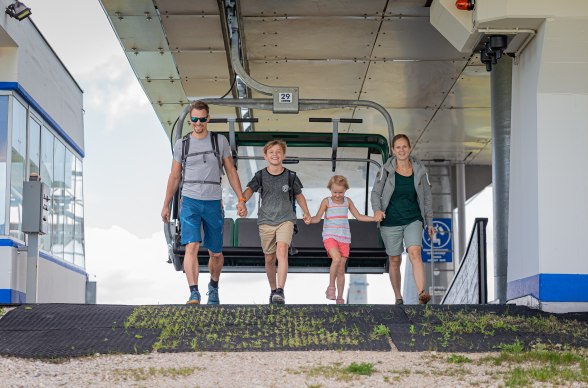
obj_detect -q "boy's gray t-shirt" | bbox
[173,132,230,200]
[247,168,303,226]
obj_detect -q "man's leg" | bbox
[201,199,224,304]
[184,242,201,304]
[207,251,224,305]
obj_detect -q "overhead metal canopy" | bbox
[99,0,491,164]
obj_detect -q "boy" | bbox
[242,140,311,304]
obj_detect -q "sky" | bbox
[25,0,494,305]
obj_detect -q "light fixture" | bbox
[5,1,31,21]
[455,0,474,11]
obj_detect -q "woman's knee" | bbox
[389,256,402,269]
[407,246,422,261]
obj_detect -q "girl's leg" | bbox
[327,247,342,288]
[336,257,348,299]
[388,255,403,300]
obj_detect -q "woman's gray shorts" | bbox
[380,220,423,256]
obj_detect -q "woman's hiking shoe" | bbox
[272,289,285,304]
[187,290,201,305]
[395,298,404,305]
[207,283,219,305]
[325,286,336,300]
[418,291,431,305]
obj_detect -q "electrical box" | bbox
[272,87,299,113]
[23,180,50,234]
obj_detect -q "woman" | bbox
[371,134,434,305]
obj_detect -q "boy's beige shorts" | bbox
[258,221,295,254]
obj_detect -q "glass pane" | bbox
[9,98,26,241]
[63,149,75,263]
[40,127,54,251]
[28,118,41,176]
[223,146,383,220]
[73,158,85,267]
[0,96,8,235]
[51,140,65,258]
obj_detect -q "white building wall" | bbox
[0,0,84,153]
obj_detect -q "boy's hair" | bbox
[327,175,349,190]
[263,139,287,154]
[189,100,209,114]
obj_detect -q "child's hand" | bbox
[303,213,311,224]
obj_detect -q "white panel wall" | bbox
[0,0,84,153]
[37,259,86,303]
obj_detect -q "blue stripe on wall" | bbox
[0,82,84,157]
[507,274,588,302]
[0,289,26,304]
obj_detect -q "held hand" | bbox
[161,207,170,224]
[303,213,311,224]
[374,210,385,222]
[236,202,247,217]
[428,225,435,240]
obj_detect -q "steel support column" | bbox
[491,57,512,304]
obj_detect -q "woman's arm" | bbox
[348,198,376,222]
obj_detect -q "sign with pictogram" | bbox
[422,218,453,263]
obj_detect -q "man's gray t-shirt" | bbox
[173,132,230,200]
[247,168,303,226]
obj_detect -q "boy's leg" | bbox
[275,242,289,289]
[264,253,278,290]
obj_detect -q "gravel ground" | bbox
[0,351,510,387]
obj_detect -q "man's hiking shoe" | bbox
[395,298,404,305]
[418,291,431,305]
[207,283,219,305]
[325,286,336,300]
[272,289,285,304]
[187,290,201,305]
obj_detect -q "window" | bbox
[63,149,75,263]
[73,158,84,267]
[9,98,27,241]
[40,126,54,252]
[51,139,65,258]
[28,118,41,176]
[0,96,8,235]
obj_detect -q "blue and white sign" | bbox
[422,218,453,263]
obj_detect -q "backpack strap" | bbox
[287,169,297,209]
[254,169,264,210]
[210,131,224,175]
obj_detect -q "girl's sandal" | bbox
[325,286,336,300]
[336,298,345,304]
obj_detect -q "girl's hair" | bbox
[327,175,349,190]
[263,139,287,154]
[391,134,411,148]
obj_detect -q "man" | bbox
[161,100,247,304]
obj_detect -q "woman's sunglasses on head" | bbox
[190,116,208,123]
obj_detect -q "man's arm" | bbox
[161,160,182,223]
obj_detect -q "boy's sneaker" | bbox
[269,290,276,304]
[272,289,285,304]
[187,290,201,305]
[207,283,219,305]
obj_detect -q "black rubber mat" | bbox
[1,304,587,357]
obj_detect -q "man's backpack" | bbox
[254,168,299,234]
[179,131,223,188]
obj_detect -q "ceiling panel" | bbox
[126,52,179,79]
[385,0,431,17]
[362,60,466,108]
[111,16,168,51]
[247,108,358,132]
[100,0,157,16]
[372,18,468,61]
[182,78,234,98]
[140,79,187,104]
[161,15,225,50]
[468,143,492,165]
[241,0,387,16]
[243,17,380,60]
[442,65,491,108]
[248,60,368,100]
[351,107,435,138]
[155,0,219,15]
[175,52,231,79]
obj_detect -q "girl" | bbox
[307,175,376,304]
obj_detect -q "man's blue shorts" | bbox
[180,197,223,253]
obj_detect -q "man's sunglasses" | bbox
[190,116,208,123]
